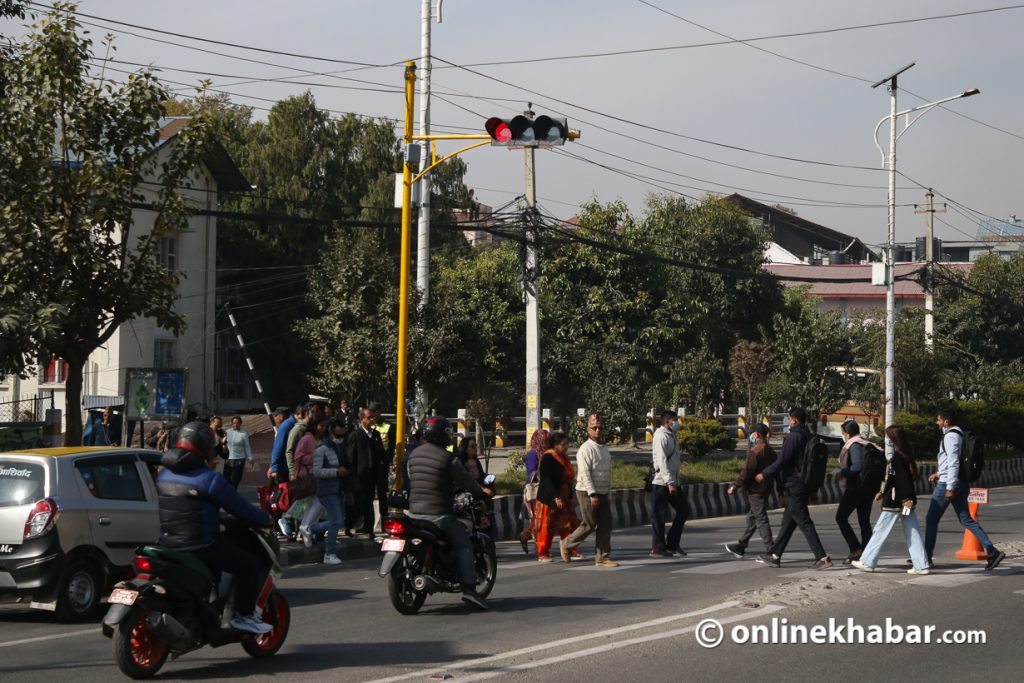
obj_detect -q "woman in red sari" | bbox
[535,431,581,563]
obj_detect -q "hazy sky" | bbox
[5,1,1023,247]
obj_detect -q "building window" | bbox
[157,236,177,273]
[41,357,69,384]
[215,329,250,401]
[154,340,175,369]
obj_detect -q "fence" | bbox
[0,391,55,423]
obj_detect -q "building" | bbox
[0,118,249,430]
[455,201,497,247]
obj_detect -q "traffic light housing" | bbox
[484,115,569,147]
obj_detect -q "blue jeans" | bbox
[311,493,344,556]
[860,508,929,570]
[924,482,995,560]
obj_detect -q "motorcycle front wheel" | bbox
[242,589,291,658]
[112,608,169,679]
[475,544,498,599]
[387,556,426,615]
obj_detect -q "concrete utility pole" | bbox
[914,189,945,352]
[523,106,541,445]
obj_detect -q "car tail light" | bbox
[383,519,406,536]
[132,555,154,579]
[23,498,59,539]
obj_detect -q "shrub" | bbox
[894,412,942,461]
[954,401,1024,451]
[677,417,736,461]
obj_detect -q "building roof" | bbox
[157,117,250,192]
[765,262,972,300]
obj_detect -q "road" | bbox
[1,486,1022,682]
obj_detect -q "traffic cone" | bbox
[953,502,988,560]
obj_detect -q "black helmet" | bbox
[175,421,216,460]
[422,415,451,448]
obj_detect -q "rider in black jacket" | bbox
[406,416,494,609]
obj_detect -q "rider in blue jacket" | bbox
[156,422,273,634]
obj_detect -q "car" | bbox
[0,447,161,621]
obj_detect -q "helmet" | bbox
[175,421,216,460]
[422,415,451,448]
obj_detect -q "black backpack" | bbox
[858,442,886,494]
[799,435,829,494]
[946,427,984,484]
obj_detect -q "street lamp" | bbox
[871,63,979,446]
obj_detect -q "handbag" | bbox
[259,482,291,516]
[524,482,539,502]
[289,473,317,500]
[643,465,655,493]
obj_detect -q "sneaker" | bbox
[560,543,572,564]
[985,549,1006,571]
[595,558,620,568]
[850,560,874,572]
[907,567,930,575]
[323,552,342,565]
[230,614,273,634]
[671,547,687,557]
[811,556,833,570]
[842,552,862,565]
[724,542,745,559]
[571,550,585,561]
[537,555,554,564]
[649,549,671,558]
[299,525,314,548]
[756,553,781,568]
[461,589,489,610]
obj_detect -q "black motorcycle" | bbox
[101,521,290,679]
[379,481,498,615]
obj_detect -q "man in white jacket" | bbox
[562,413,619,567]
[650,410,689,557]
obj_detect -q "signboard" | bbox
[967,488,989,505]
[124,368,188,421]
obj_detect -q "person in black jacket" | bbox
[725,422,779,558]
[852,425,930,574]
[754,407,831,569]
[346,407,386,536]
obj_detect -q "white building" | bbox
[0,118,249,431]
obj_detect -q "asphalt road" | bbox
[1,486,1022,682]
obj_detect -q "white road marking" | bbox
[673,561,761,574]
[453,604,786,682]
[992,501,1024,507]
[0,628,96,648]
[363,600,744,683]
[907,573,996,587]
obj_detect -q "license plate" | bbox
[108,588,138,606]
[381,538,405,552]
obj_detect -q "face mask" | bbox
[670,421,681,434]
[333,437,345,446]
[749,434,757,445]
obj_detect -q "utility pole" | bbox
[915,189,946,352]
[523,105,541,445]
[225,302,275,430]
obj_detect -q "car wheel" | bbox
[55,558,104,622]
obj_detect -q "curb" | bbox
[277,537,380,567]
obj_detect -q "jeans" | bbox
[771,481,827,560]
[650,484,689,551]
[408,512,476,588]
[564,491,613,562]
[860,508,929,570]
[311,493,344,555]
[191,540,261,616]
[924,482,996,559]
[835,481,874,554]
[738,494,773,550]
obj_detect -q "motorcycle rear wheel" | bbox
[387,560,426,615]
[112,609,169,679]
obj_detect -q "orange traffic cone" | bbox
[954,502,988,560]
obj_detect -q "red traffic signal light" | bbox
[484,115,569,147]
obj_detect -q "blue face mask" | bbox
[884,437,892,447]
[670,421,681,434]
[749,434,757,445]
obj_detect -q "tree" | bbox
[0,3,208,444]
[729,338,774,418]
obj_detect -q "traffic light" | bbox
[484,115,570,147]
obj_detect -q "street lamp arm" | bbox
[894,89,980,142]
[873,116,890,166]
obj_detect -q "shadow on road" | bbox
[405,594,659,617]
[281,586,364,608]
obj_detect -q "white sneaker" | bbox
[299,525,314,548]
[230,614,273,634]
[907,567,930,575]
[323,552,342,565]
[850,560,874,572]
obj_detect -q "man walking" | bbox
[725,422,778,558]
[755,407,831,569]
[370,402,396,529]
[924,408,1005,570]
[347,407,386,536]
[562,413,618,567]
[649,410,689,557]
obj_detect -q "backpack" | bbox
[858,442,887,493]
[945,427,984,484]
[799,434,829,494]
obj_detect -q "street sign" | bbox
[123,368,188,421]
[967,488,989,504]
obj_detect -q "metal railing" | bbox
[0,391,55,423]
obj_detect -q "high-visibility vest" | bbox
[373,422,391,451]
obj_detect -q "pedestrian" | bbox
[294,414,326,544]
[305,418,349,566]
[285,404,311,479]
[725,422,778,558]
[267,407,294,484]
[85,406,118,446]
[562,413,618,567]
[834,419,875,563]
[923,408,1005,570]
[210,415,227,460]
[755,407,831,569]
[223,415,252,489]
[456,436,496,540]
[371,402,396,530]
[338,398,357,430]
[649,410,689,557]
[535,432,581,563]
[852,425,930,574]
[347,407,386,537]
[519,429,548,554]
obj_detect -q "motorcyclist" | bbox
[155,421,275,634]
[406,416,494,609]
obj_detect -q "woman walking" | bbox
[852,425,930,574]
[223,416,252,489]
[535,432,581,563]
[306,418,348,566]
[294,415,325,546]
[519,429,548,554]
[834,419,875,563]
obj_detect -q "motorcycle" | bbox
[101,520,290,679]
[379,476,498,614]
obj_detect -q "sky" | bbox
[4,0,1023,248]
